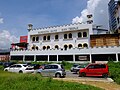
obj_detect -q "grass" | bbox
[0,70,103,90]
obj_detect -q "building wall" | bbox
[90,34,120,47]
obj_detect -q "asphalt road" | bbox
[65,70,113,82]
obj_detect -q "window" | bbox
[55,35,58,40]
[32,37,35,41]
[69,44,73,49]
[88,65,94,69]
[69,33,72,38]
[83,32,87,37]
[55,45,59,49]
[78,32,82,38]
[36,37,39,41]
[47,46,50,50]
[32,46,35,50]
[36,46,38,50]
[50,65,58,69]
[64,45,68,50]
[16,65,22,68]
[64,34,67,39]
[117,17,119,24]
[43,46,46,50]
[83,43,88,47]
[78,44,82,48]
[47,35,50,40]
[43,36,46,41]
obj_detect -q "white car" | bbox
[4,64,34,73]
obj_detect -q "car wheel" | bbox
[55,73,61,78]
[19,70,23,73]
[102,73,108,78]
[5,69,8,71]
[81,72,86,77]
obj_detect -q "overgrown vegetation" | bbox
[0,71,102,90]
[108,61,120,84]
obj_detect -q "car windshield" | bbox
[23,65,28,67]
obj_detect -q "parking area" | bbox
[65,70,113,82]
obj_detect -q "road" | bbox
[65,70,113,82]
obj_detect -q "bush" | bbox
[108,61,120,84]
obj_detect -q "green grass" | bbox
[0,71,103,90]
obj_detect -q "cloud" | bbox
[72,0,109,29]
[0,30,19,49]
[0,18,3,24]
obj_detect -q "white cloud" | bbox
[0,30,19,49]
[72,0,110,29]
[0,18,3,24]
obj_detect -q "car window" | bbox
[16,65,22,68]
[87,65,94,69]
[100,64,106,68]
[44,65,50,69]
[50,65,58,69]
[23,65,28,67]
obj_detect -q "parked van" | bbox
[79,63,109,78]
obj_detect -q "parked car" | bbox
[79,63,109,78]
[4,64,34,73]
[70,64,79,72]
[37,64,66,78]
[72,64,87,73]
[3,62,16,68]
[30,64,40,70]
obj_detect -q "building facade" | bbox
[10,23,120,63]
[108,0,118,32]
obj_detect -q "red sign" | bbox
[20,36,28,43]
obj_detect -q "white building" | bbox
[10,23,120,63]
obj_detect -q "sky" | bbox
[0,0,110,49]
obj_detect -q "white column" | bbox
[23,55,25,62]
[34,55,36,62]
[57,55,58,62]
[116,53,119,62]
[73,55,75,62]
[90,54,92,63]
[48,55,49,62]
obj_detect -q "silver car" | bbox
[37,64,66,78]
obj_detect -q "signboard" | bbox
[78,56,87,60]
[20,36,28,43]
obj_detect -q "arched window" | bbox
[36,46,38,50]
[36,36,39,41]
[69,44,73,49]
[83,43,88,47]
[47,35,50,40]
[78,32,82,38]
[47,46,50,50]
[83,32,87,37]
[55,35,58,40]
[43,36,46,41]
[64,45,68,50]
[64,34,67,39]
[55,45,59,49]
[32,46,35,50]
[32,37,35,42]
[69,33,72,38]
[43,46,46,50]
[78,44,82,48]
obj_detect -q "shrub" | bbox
[108,61,120,84]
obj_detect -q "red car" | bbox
[79,63,109,78]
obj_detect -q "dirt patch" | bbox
[54,78,120,90]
